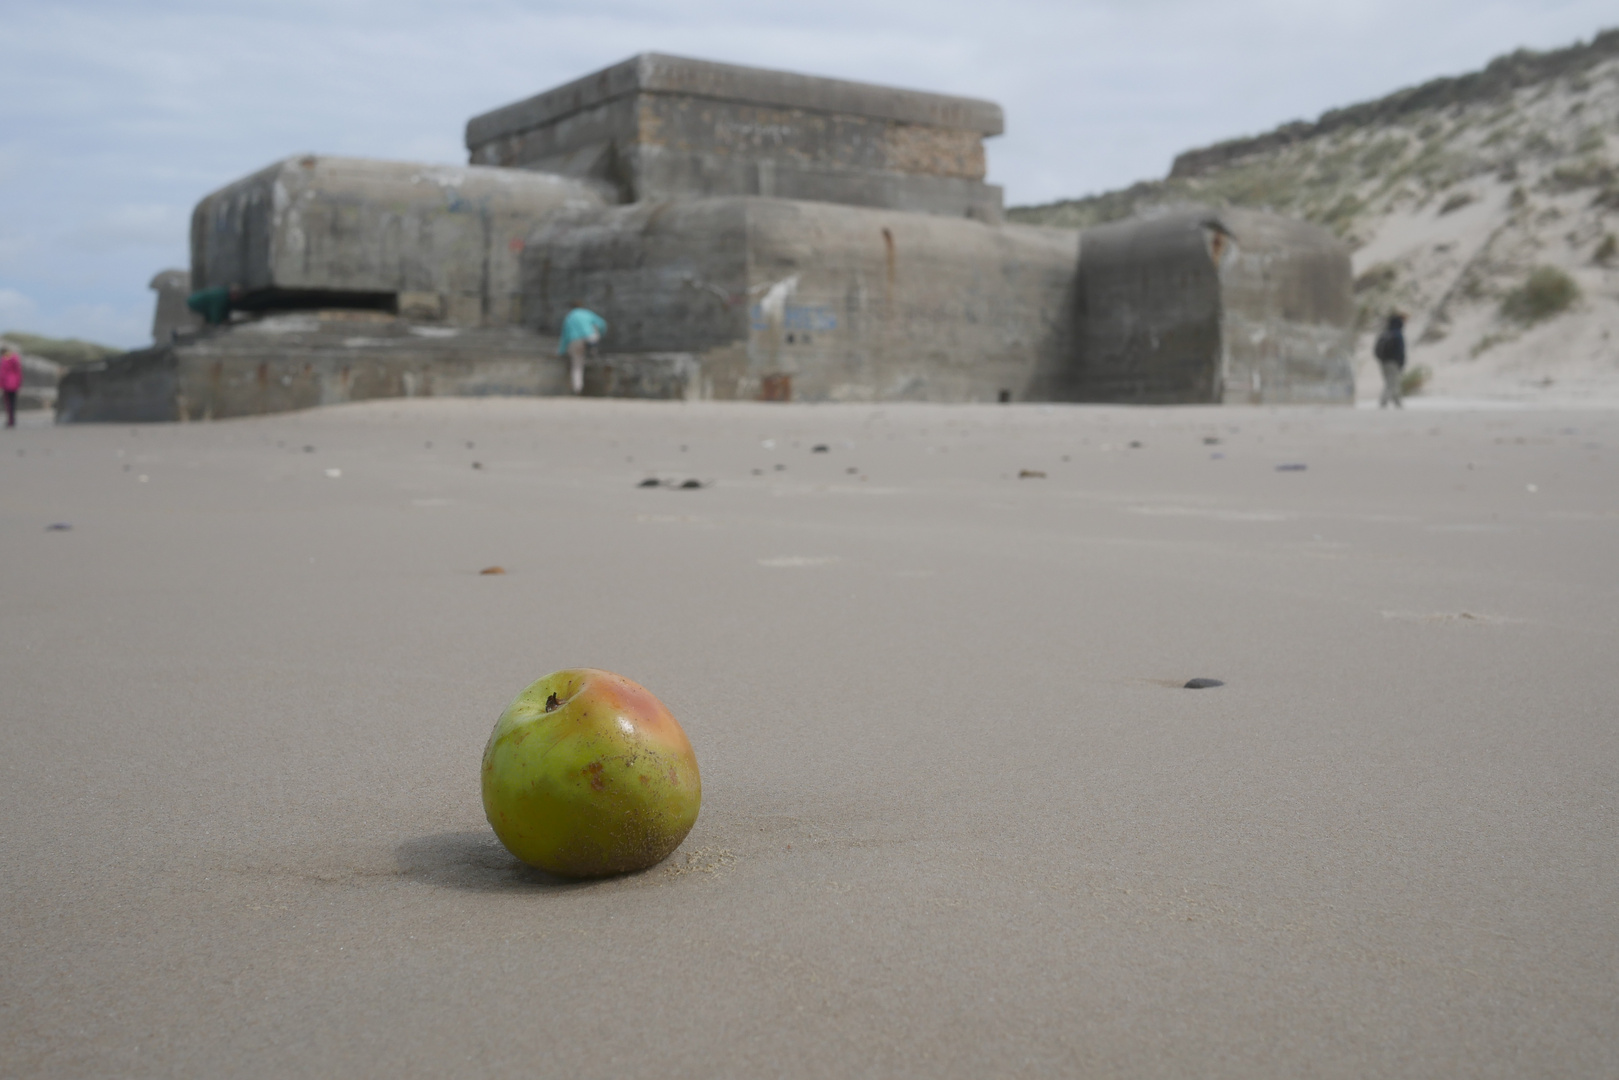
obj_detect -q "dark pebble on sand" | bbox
[680,479,703,489]
[812,444,829,453]
[1184,678,1225,689]
[638,478,661,487]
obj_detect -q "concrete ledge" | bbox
[57,347,180,423]
[57,316,567,423]
[583,353,699,400]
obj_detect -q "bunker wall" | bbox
[525,199,753,356]
[524,196,1076,402]
[1064,206,1356,405]
[149,269,202,343]
[467,53,1003,144]
[469,53,1003,220]
[190,157,606,326]
[1215,208,1356,405]
[1067,211,1225,403]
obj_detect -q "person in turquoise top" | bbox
[558,301,607,394]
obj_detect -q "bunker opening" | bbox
[234,288,399,316]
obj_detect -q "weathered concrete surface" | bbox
[1062,207,1354,404]
[1215,208,1356,404]
[468,54,1005,222]
[57,314,562,423]
[149,269,202,343]
[190,157,606,326]
[582,352,701,400]
[55,347,177,423]
[525,197,1077,402]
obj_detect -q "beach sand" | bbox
[2,398,1616,1078]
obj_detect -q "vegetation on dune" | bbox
[1499,266,1581,324]
[1008,27,1619,244]
[0,331,122,366]
[1013,28,1619,392]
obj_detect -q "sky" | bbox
[1,0,1613,348]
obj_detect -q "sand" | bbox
[2,397,1616,1078]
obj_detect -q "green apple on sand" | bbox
[482,668,701,878]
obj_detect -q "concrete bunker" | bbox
[61,55,1355,421]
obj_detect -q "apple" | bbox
[481,668,701,877]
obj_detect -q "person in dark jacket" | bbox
[1374,312,1407,409]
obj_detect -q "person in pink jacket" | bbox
[0,346,22,428]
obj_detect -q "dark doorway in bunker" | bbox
[234,289,398,316]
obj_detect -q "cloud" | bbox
[0,287,39,326]
[65,204,191,252]
[54,300,148,346]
